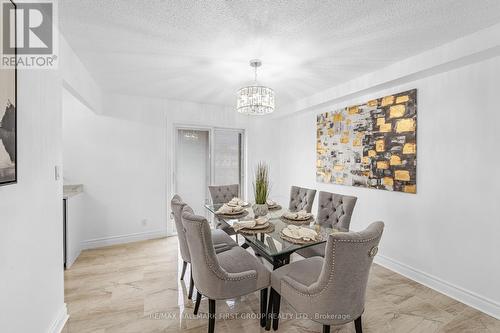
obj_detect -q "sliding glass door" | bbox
[175,129,210,216]
[172,126,245,234]
[212,129,244,197]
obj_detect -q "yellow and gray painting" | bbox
[316,89,417,193]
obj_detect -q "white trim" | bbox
[81,229,168,249]
[47,303,68,333]
[374,254,500,320]
[65,248,81,269]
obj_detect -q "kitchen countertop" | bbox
[63,184,84,199]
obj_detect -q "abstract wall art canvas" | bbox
[316,89,417,193]
[0,0,17,186]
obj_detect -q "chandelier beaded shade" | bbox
[236,59,275,115]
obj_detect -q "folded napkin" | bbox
[266,199,277,207]
[216,204,243,215]
[228,197,248,207]
[232,217,268,231]
[283,210,312,220]
[255,216,268,225]
[232,219,256,231]
[283,225,318,240]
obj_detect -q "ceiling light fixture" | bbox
[236,59,275,115]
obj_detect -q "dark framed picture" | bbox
[0,0,17,186]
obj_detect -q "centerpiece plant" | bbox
[253,162,270,217]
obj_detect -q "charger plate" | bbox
[215,210,249,219]
[280,215,314,225]
[238,223,275,235]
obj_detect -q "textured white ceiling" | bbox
[60,0,500,108]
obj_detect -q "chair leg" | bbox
[188,271,194,300]
[272,289,281,331]
[323,325,330,333]
[208,299,216,333]
[354,316,363,333]
[265,288,275,331]
[180,261,188,280]
[260,288,268,327]
[194,291,202,315]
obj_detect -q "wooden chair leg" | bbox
[265,288,275,331]
[322,325,330,333]
[272,289,281,331]
[180,261,188,280]
[354,316,363,333]
[208,299,216,333]
[188,271,194,300]
[194,291,202,315]
[260,288,268,327]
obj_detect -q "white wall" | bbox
[62,90,168,247]
[62,92,273,246]
[0,70,67,331]
[273,56,500,318]
[60,35,103,114]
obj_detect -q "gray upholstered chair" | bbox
[208,184,240,204]
[171,195,238,300]
[208,184,240,236]
[297,191,357,258]
[288,186,316,213]
[266,222,384,333]
[182,205,271,333]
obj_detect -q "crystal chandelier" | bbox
[236,59,275,115]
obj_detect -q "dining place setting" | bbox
[280,209,314,225]
[214,197,250,219]
[266,199,281,211]
[232,216,275,235]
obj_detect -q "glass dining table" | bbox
[204,203,339,270]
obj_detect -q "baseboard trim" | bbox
[66,249,81,269]
[81,229,168,249]
[374,254,500,320]
[48,303,68,333]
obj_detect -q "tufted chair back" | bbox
[208,184,240,204]
[288,186,316,213]
[316,191,357,231]
[171,194,191,263]
[281,222,384,325]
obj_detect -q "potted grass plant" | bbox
[252,162,270,217]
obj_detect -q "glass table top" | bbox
[204,203,342,259]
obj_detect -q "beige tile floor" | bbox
[62,237,499,333]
